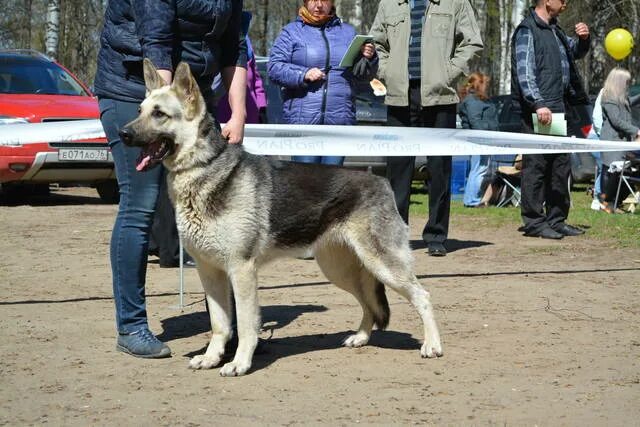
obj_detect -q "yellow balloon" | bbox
[604,28,634,61]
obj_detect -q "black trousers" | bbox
[520,153,571,233]
[385,81,456,244]
[148,168,191,266]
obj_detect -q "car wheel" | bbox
[96,180,119,204]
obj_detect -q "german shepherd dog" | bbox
[119,59,442,376]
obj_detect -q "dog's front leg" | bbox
[219,260,260,377]
[189,265,232,370]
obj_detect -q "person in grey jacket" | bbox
[370,0,483,257]
[459,72,498,207]
[599,68,640,212]
[94,0,247,359]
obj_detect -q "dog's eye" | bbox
[152,110,167,119]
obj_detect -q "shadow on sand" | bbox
[410,238,493,254]
[159,303,421,373]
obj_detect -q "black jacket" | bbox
[510,8,589,123]
[94,0,247,103]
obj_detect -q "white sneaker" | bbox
[590,199,603,211]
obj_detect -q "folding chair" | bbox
[493,154,522,207]
[613,158,640,212]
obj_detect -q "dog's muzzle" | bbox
[118,127,174,172]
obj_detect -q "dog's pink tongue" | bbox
[136,155,151,172]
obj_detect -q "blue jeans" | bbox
[590,152,604,197]
[586,131,603,197]
[292,155,344,166]
[99,98,163,334]
[463,155,491,206]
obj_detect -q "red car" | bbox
[0,49,118,202]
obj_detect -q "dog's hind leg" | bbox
[344,227,443,358]
[219,259,260,377]
[189,264,232,370]
[315,244,389,348]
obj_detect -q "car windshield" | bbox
[0,59,88,96]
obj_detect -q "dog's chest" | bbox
[174,201,235,261]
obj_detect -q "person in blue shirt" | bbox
[459,72,498,207]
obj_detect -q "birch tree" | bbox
[497,0,510,94]
[45,0,59,59]
[352,0,363,33]
[255,0,269,56]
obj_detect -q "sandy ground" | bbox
[0,186,639,426]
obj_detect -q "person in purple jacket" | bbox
[268,0,376,166]
[217,11,268,125]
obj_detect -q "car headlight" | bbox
[0,116,30,125]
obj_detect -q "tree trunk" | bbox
[335,0,342,22]
[627,0,639,77]
[45,0,59,59]
[25,0,33,48]
[498,0,511,94]
[589,1,612,93]
[256,0,269,56]
[352,0,363,33]
[511,0,526,28]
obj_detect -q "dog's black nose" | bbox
[119,127,133,145]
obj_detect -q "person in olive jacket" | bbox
[370,0,483,257]
[94,0,247,359]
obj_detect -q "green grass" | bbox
[409,183,639,248]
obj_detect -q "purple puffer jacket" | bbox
[267,16,358,125]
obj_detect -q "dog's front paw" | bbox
[219,361,251,377]
[420,339,443,358]
[343,332,370,348]
[189,354,222,370]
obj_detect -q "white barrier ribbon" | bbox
[1,119,638,156]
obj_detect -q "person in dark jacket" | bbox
[459,72,498,207]
[267,0,376,166]
[94,0,248,359]
[599,68,640,213]
[511,0,590,239]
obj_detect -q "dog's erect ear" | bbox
[143,58,165,95]
[172,62,203,120]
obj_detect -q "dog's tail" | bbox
[371,280,390,330]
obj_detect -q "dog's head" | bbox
[119,59,208,172]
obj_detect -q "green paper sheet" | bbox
[532,113,567,136]
[339,35,372,68]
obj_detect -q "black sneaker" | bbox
[553,224,585,236]
[427,242,447,257]
[116,328,171,359]
[523,228,564,239]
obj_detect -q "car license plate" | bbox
[58,148,108,162]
